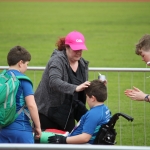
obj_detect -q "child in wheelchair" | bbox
[36,79,111,144]
[35,79,133,144]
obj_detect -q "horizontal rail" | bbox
[0,144,150,150]
[0,66,150,72]
[0,66,150,148]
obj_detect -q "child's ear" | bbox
[18,60,23,67]
[91,95,96,102]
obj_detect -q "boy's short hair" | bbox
[7,45,31,66]
[135,34,150,55]
[85,79,107,102]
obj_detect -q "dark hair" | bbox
[135,34,150,55]
[85,79,107,102]
[55,37,70,51]
[7,45,31,66]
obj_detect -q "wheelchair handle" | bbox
[116,112,134,122]
[108,112,134,128]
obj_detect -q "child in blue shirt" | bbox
[48,79,111,144]
[0,45,41,143]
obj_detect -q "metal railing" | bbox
[0,66,150,147]
[1,66,150,72]
[0,144,150,150]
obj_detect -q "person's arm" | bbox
[75,81,90,92]
[125,86,149,102]
[49,58,90,95]
[48,133,91,144]
[49,60,77,95]
[66,133,91,144]
[25,95,42,138]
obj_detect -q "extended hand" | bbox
[48,134,67,144]
[124,86,146,101]
[76,81,90,92]
[34,127,42,139]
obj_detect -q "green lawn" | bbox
[0,1,150,146]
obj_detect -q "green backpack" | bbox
[0,69,32,128]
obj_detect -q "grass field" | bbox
[0,1,150,146]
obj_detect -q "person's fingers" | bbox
[129,94,136,97]
[35,134,40,138]
[124,90,132,95]
[76,81,90,92]
[127,94,134,98]
[84,81,90,85]
[125,89,133,92]
[82,81,90,88]
[125,90,137,99]
[125,93,130,97]
[133,86,140,92]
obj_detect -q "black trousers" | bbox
[39,113,75,132]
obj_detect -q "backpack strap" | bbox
[17,75,33,87]
[16,105,31,119]
[10,71,18,82]
[16,75,34,127]
[10,72,33,127]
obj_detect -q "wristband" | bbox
[144,94,150,102]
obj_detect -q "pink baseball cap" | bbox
[65,31,87,50]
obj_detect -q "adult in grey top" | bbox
[35,31,90,132]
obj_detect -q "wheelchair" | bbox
[93,112,134,145]
[35,112,134,144]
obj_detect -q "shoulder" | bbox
[7,69,20,76]
[16,74,33,88]
[48,49,69,66]
[18,77,33,92]
[79,57,89,67]
[6,69,32,86]
[87,105,105,118]
[51,49,67,60]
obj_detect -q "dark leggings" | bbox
[39,113,75,132]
